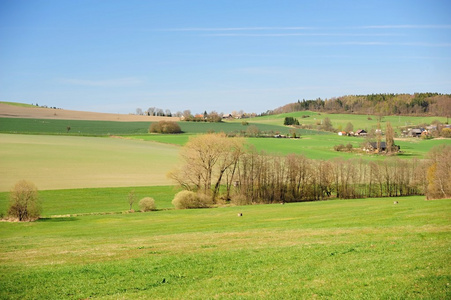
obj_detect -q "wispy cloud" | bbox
[157,25,451,32]
[301,42,451,47]
[202,33,402,37]
[58,77,143,87]
[157,26,316,32]
[361,25,451,29]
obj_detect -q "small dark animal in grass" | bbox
[237,213,243,217]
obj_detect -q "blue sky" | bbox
[1,0,450,114]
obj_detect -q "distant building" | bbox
[355,129,367,136]
[409,128,423,137]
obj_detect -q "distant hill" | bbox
[0,102,179,122]
[267,93,451,117]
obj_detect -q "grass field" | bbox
[1,107,450,299]
[2,132,448,194]
[0,186,180,217]
[0,117,320,136]
[0,196,449,299]
[3,180,449,219]
[248,135,451,159]
[0,118,151,136]
[0,134,179,191]
[245,111,448,132]
[0,101,37,108]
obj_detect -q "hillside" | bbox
[0,102,179,122]
[269,93,451,117]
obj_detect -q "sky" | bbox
[1,0,450,115]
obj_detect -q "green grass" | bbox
[0,101,37,108]
[0,118,151,136]
[0,196,449,299]
[126,134,191,146]
[247,135,451,159]
[0,117,322,136]
[0,134,180,191]
[246,111,448,132]
[0,186,180,217]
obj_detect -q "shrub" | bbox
[172,191,212,209]
[8,180,41,221]
[334,144,345,151]
[149,121,182,134]
[231,194,251,206]
[441,128,451,138]
[139,197,156,212]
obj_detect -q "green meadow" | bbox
[0,118,151,136]
[0,186,180,217]
[1,109,450,299]
[0,196,449,299]
[0,101,37,108]
[131,133,450,160]
[246,111,448,132]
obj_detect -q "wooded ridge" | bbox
[267,93,451,117]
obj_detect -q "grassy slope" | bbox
[0,196,449,299]
[248,135,451,159]
[0,186,180,216]
[0,117,317,136]
[248,111,448,131]
[0,134,179,191]
[0,118,151,135]
[0,101,37,108]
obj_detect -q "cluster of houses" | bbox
[402,124,451,137]
[337,129,367,136]
[339,124,451,138]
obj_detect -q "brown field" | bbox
[0,103,179,122]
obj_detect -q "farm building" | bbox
[355,129,367,136]
[366,141,387,152]
[363,141,400,153]
[409,128,423,137]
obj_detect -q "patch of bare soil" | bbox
[0,103,180,122]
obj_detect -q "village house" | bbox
[364,141,387,152]
[409,128,423,137]
[355,129,367,136]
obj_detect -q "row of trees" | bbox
[269,93,451,117]
[136,107,173,117]
[169,133,450,205]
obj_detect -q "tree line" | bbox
[267,93,451,117]
[169,133,450,206]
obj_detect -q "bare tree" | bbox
[344,122,354,133]
[147,107,156,116]
[128,190,136,211]
[182,110,192,120]
[8,180,41,221]
[386,121,395,153]
[170,133,245,202]
[425,145,451,199]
